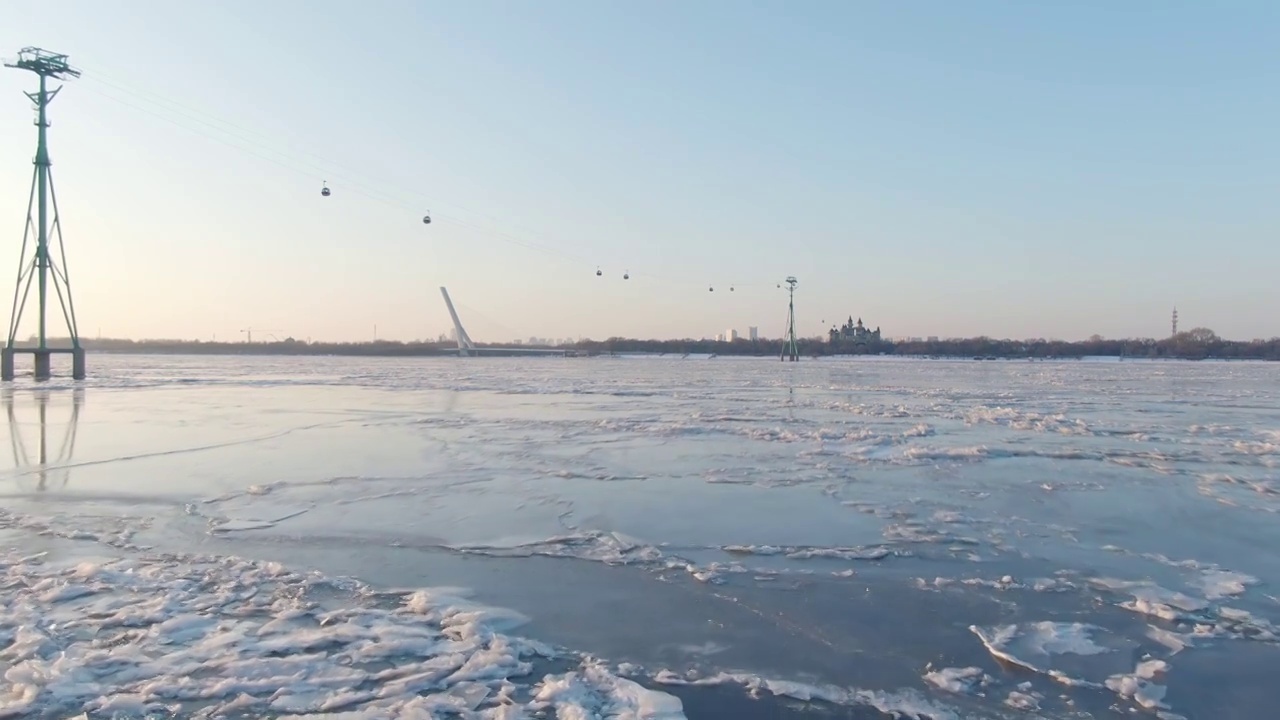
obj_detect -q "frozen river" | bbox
[1,354,1278,719]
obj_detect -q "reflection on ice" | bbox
[3,387,82,493]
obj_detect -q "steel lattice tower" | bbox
[2,47,85,381]
[781,276,799,362]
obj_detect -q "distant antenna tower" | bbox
[1171,306,1178,337]
[2,48,85,381]
[781,276,799,362]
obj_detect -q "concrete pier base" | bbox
[1,347,86,381]
[33,351,51,381]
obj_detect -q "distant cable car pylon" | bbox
[781,276,799,362]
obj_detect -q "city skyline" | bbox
[306,302,1215,345]
[3,2,1278,343]
[440,304,1218,345]
[9,300,1214,345]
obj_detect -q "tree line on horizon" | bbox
[20,326,1280,360]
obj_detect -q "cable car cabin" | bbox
[596,268,603,276]
[321,187,331,197]
[709,286,714,292]
[623,272,630,280]
[422,214,431,224]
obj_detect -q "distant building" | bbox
[829,316,882,346]
[748,326,759,341]
[927,336,939,342]
[715,333,725,342]
[726,328,739,342]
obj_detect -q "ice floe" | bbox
[0,548,688,719]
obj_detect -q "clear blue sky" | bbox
[2,1,1277,343]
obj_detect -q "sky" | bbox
[2,1,1278,343]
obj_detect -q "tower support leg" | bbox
[1,349,12,381]
[72,347,85,380]
[33,350,50,381]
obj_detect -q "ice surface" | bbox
[1003,688,1041,711]
[2,355,1280,718]
[921,666,989,695]
[1105,658,1170,710]
[534,661,685,719]
[0,546,688,719]
[1196,569,1258,599]
[968,621,1113,673]
[651,670,965,719]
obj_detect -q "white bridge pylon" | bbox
[439,287,475,356]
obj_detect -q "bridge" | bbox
[439,287,578,357]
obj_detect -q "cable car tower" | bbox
[781,276,799,362]
[2,48,85,381]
